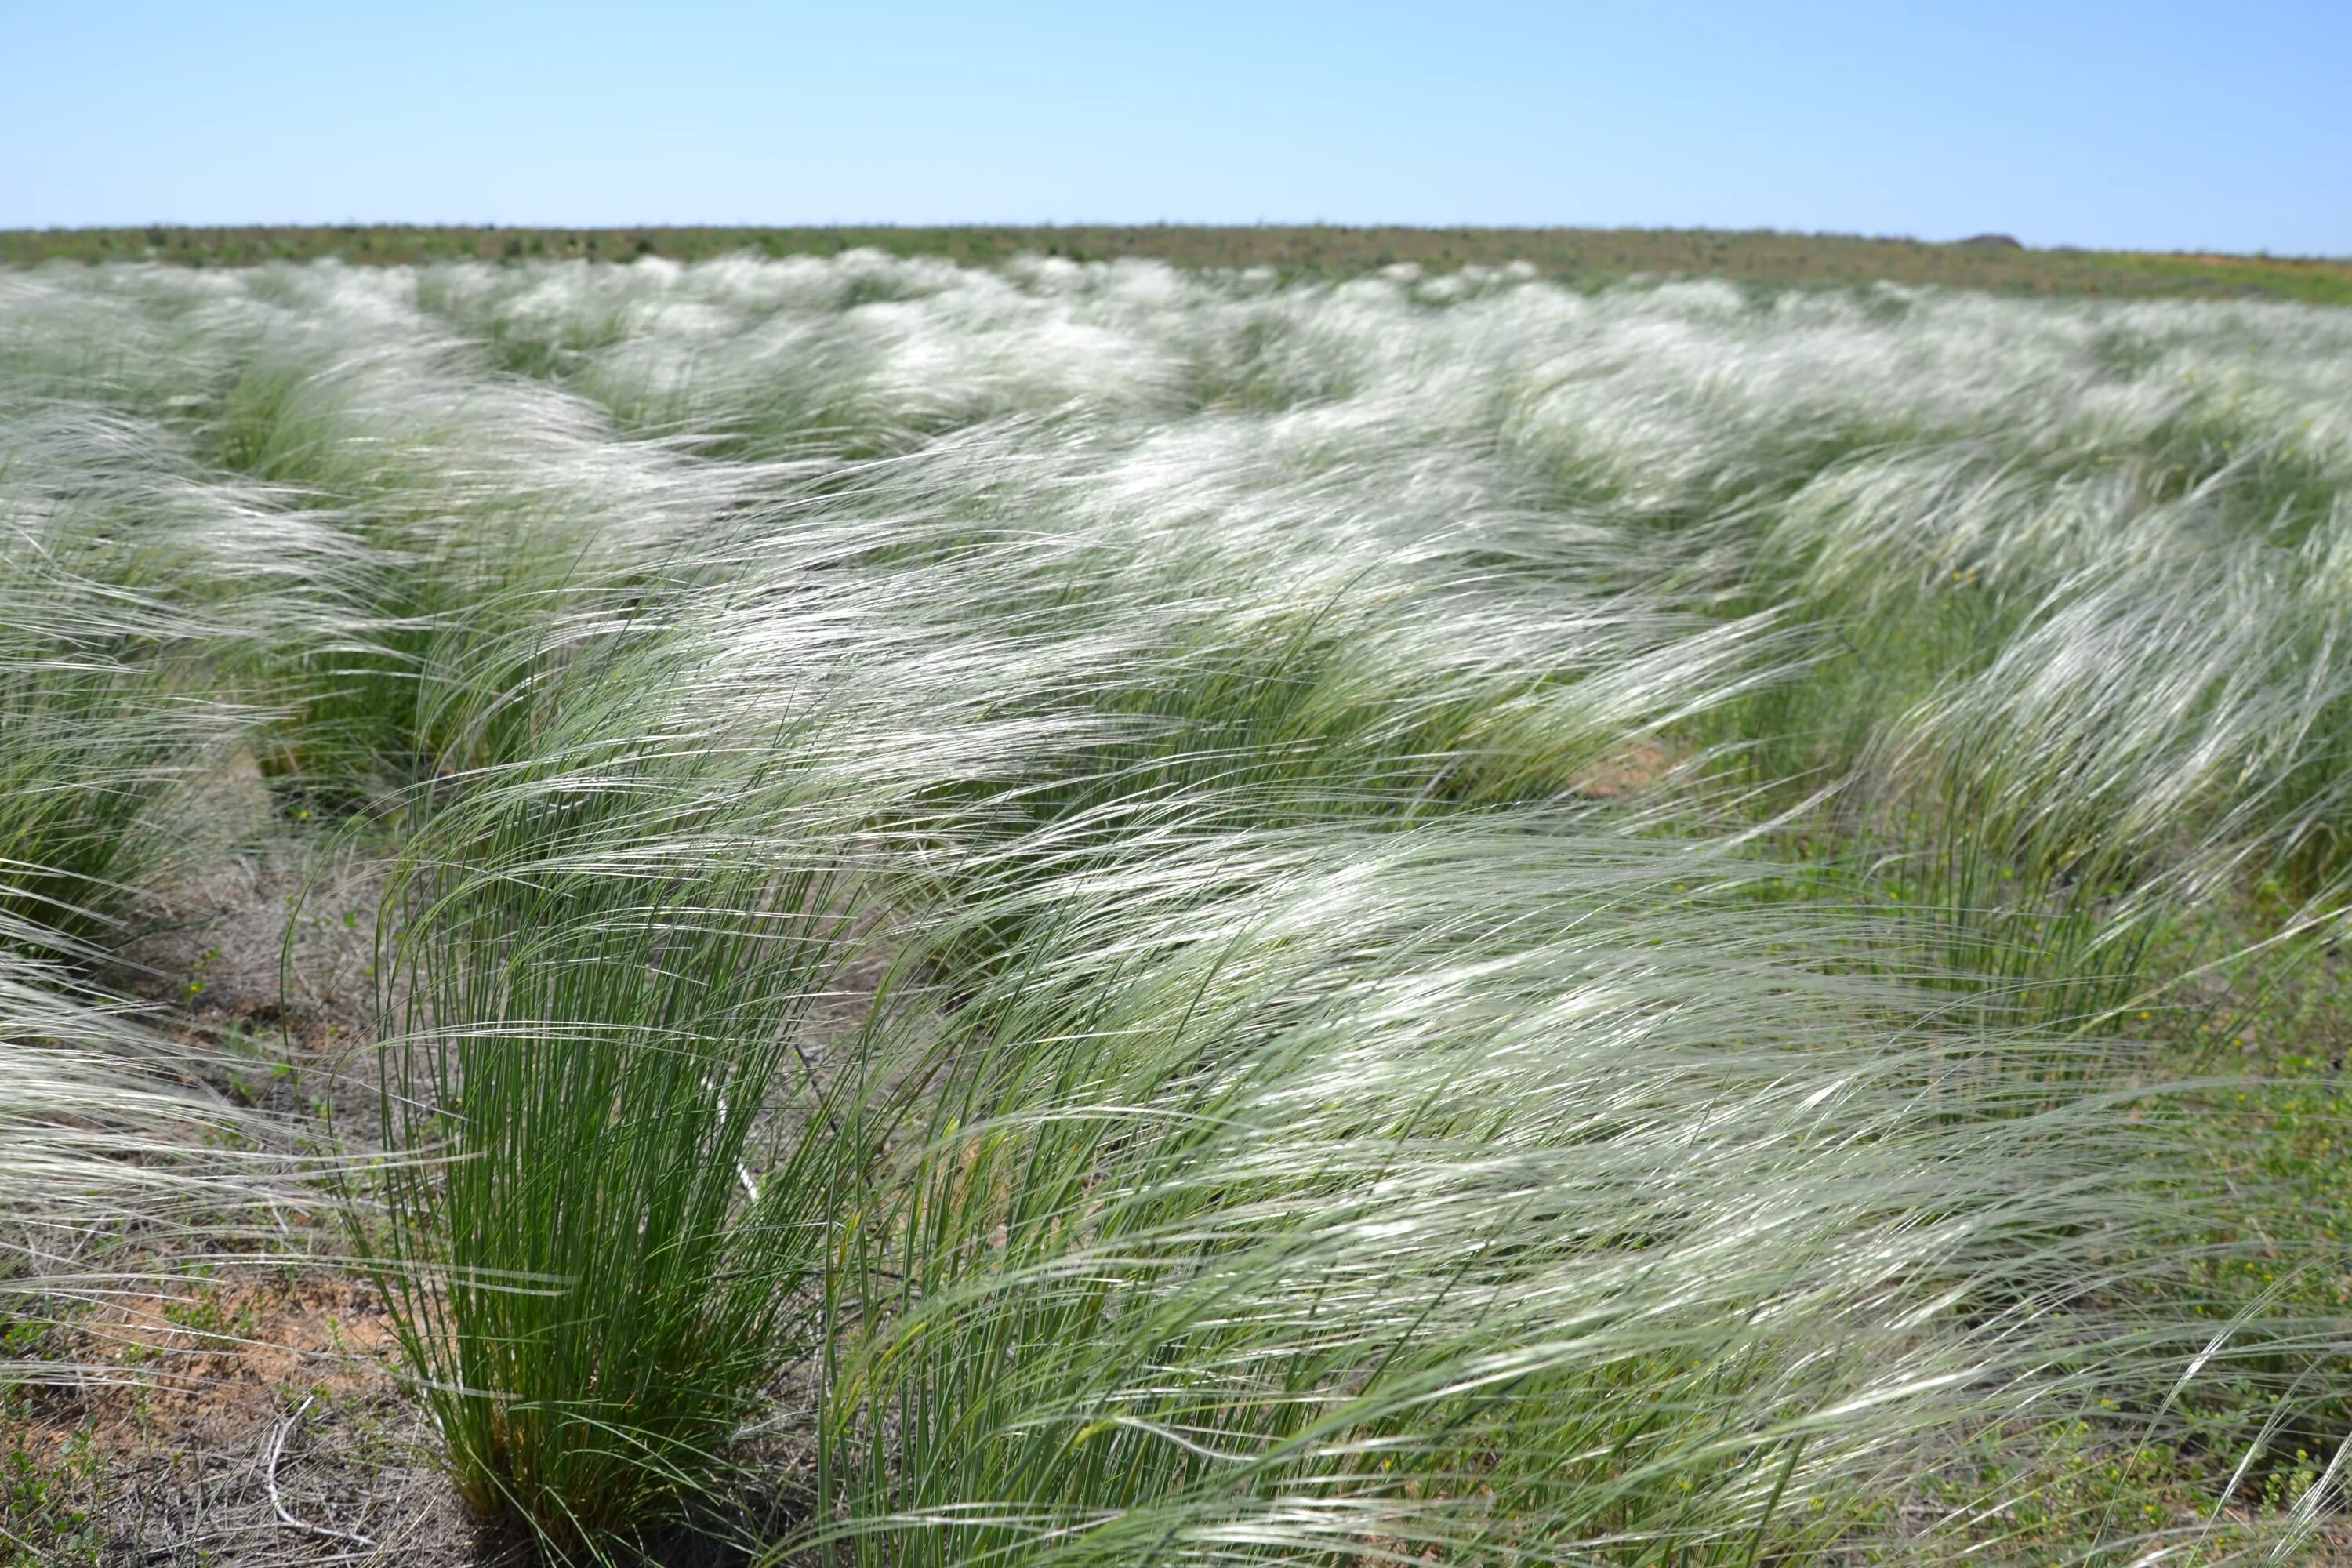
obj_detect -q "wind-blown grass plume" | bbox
[1706,418,2352,1033]
[0,406,276,937]
[805,818,2319,1566]
[188,277,768,802]
[0,916,322,1385]
[1862,557,2352,1023]
[2,262,778,808]
[417,254,1195,457]
[361,561,1140,1553]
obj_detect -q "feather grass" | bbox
[6,254,2350,1561]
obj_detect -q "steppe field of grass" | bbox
[3,239,2352,1566]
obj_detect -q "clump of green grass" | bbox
[360,583,1048,1552]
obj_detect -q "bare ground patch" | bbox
[2,1272,498,1566]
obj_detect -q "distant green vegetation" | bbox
[5,222,2350,304]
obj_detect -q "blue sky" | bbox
[11,2,2347,254]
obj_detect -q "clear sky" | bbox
[10,2,2347,255]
